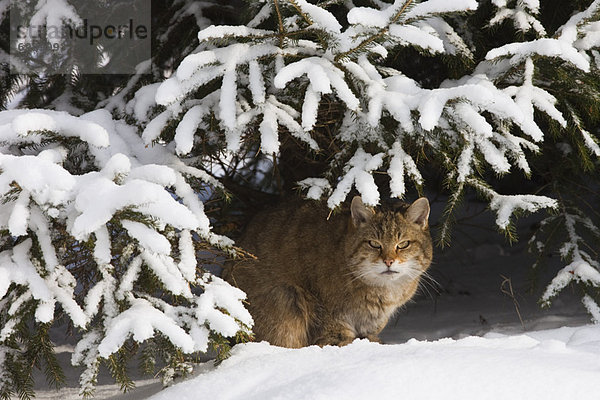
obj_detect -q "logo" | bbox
[10,1,151,75]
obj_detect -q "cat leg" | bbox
[225,263,313,348]
[252,284,313,348]
[313,322,356,347]
[365,334,381,343]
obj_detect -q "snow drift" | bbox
[149,325,600,400]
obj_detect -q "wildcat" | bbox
[223,196,433,348]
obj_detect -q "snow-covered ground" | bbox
[29,201,597,399]
[149,325,600,400]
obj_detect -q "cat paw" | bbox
[314,334,355,347]
[366,334,381,343]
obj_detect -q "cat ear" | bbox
[406,197,430,229]
[350,196,373,228]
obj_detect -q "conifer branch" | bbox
[286,0,314,27]
[274,0,286,48]
[334,0,414,62]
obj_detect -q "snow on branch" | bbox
[543,261,600,305]
[415,17,474,57]
[328,148,384,207]
[388,24,445,53]
[583,295,600,323]
[274,56,361,118]
[17,0,82,46]
[0,107,250,377]
[0,109,109,147]
[298,178,332,200]
[486,38,591,72]
[152,38,325,154]
[97,298,196,358]
[540,212,600,310]
[347,0,415,28]
[467,178,558,230]
[489,0,546,36]
[573,115,600,157]
[142,0,488,163]
[347,0,477,27]
[288,0,342,33]
[388,141,423,198]
[557,0,600,50]
[489,194,558,230]
[404,0,478,20]
[503,58,567,128]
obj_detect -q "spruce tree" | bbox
[0,0,599,398]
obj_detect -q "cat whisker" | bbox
[347,269,371,283]
[420,271,441,291]
[417,280,436,300]
[417,273,441,298]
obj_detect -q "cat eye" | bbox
[396,241,410,250]
[368,240,382,249]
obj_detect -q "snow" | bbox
[121,220,172,255]
[486,38,591,72]
[300,83,321,132]
[489,0,546,36]
[141,110,172,144]
[388,24,445,53]
[292,0,341,33]
[582,295,600,323]
[264,96,319,150]
[25,0,82,46]
[7,190,30,236]
[247,3,271,28]
[174,105,208,155]
[7,109,110,148]
[248,60,266,105]
[29,207,60,270]
[4,240,56,324]
[388,141,423,198]
[259,102,281,154]
[543,261,600,304]
[145,327,600,400]
[349,0,478,28]
[219,66,239,132]
[197,26,273,43]
[558,0,600,46]
[0,101,244,388]
[140,251,193,298]
[327,148,384,208]
[177,230,197,281]
[274,57,360,112]
[297,178,331,200]
[97,299,196,358]
[195,277,253,338]
[72,173,199,239]
[580,128,600,156]
[420,17,473,57]
[406,0,478,20]
[472,187,558,230]
[123,77,160,122]
[504,58,567,128]
[538,211,600,312]
[115,256,143,301]
[0,153,76,206]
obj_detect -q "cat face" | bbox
[347,197,433,287]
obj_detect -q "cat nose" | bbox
[383,259,394,267]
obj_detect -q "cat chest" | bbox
[340,297,398,336]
